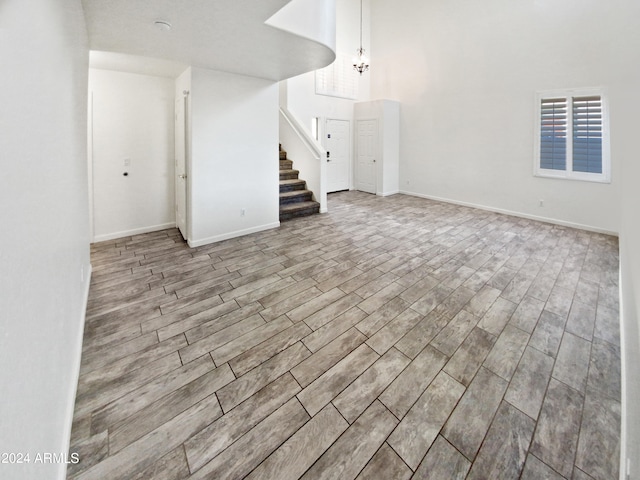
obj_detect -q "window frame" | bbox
[534,88,611,183]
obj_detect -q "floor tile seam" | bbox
[582,382,623,408]
[417,434,468,476]
[147,265,217,288]
[382,361,455,425]
[460,396,532,471]
[86,288,172,314]
[106,378,229,456]
[86,291,178,320]
[203,318,281,367]
[441,326,496,382]
[502,383,550,424]
[89,268,138,285]
[77,332,178,383]
[91,258,143,272]
[154,295,229,328]
[396,312,450,358]
[78,333,163,377]
[383,439,418,474]
[90,276,156,297]
[523,452,569,480]
[529,367,585,476]
[172,392,242,476]
[566,336,597,477]
[81,336,146,360]
[215,340,310,392]
[272,408,346,480]
[228,399,318,479]
[551,329,593,395]
[75,350,205,422]
[294,345,381,418]
[292,296,360,330]
[353,299,412,340]
[583,384,623,405]
[139,247,193,261]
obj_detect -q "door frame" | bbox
[325,117,352,192]
[175,90,191,242]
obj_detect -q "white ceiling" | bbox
[82,0,336,80]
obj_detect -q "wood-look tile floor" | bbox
[68,191,621,480]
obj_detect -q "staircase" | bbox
[279,145,320,221]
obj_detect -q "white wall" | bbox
[0,0,90,479]
[285,0,371,190]
[90,69,176,241]
[618,84,640,480]
[189,68,279,247]
[370,0,630,234]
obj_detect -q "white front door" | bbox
[175,95,188,240]
[356,119,377,194]
[326,119,350,193]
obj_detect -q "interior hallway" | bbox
[68,191,620,479]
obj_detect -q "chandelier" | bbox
[353,0,369,75]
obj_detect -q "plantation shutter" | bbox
[572,95,603,174]
[539,98,567,171]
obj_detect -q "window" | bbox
[534,88,610,183]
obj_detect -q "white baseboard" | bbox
[400,190,619,237]
[378,190,400,197]
[188,222,281,248]
[92,222,176,243]
[59,263,92,480]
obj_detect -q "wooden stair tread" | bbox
[279,179,306,186]
[279,189,312,198]
[279,200,320,212]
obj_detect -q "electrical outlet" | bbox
[241,208,246,217]
[124,158,131,167]
[539,199,544,207]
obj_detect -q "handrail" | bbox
[279,106,324,160]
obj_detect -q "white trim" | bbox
[59,263,92,480]
[187,222,281,248]
[619,267,627,480]
[88,91,95,242]
[92,222,176,243]
[378,190,399,197]
[534,87,611,184]
[400,189,619,237]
